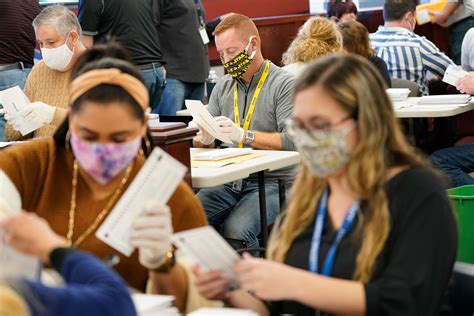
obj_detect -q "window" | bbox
[309,0,388,14]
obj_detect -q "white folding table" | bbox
[394,97,474,118]
[191,148,300,246]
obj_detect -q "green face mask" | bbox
[221,37,256,79]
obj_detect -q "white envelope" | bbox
[417,94,471,105]
[443,65,468,86]
[0,86,43,135]
[96,147,187,256]
[185,100,232,143]
[171,226,240,283]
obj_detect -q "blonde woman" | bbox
[282,17,342,76]
[193,54,457,315]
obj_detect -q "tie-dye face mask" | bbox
[70,132,142,185]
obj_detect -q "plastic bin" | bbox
[447,185,474,264]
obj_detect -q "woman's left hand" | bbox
[130,202,173,270]
[235,253,300,301]
[0,211,67,263]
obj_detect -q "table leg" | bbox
[258,171,268,247]
[278,179,286,211]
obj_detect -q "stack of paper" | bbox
[0,170,40,279]
[193,148,254,161]
[386,88,411,102]
[189,308,259,315]
[132,294,179,316]
[0,86,42,135]
[417,95,471,105]
[191,153,264,168]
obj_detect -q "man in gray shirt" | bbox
[193,14,296,250]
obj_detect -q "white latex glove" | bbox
[214,116,245,144]
[189,120,215,145]
[4,112,24,131]
[130,202,173,270]
[17,102,55,125]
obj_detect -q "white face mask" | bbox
[41,34,74,71]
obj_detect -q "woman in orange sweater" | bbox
[0,44,207,311]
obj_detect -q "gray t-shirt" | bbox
[208,61,297,181]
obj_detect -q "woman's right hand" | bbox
[192,264,232,301]
[189,120,215,145]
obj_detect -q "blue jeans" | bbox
[430,143,474,188]
[0,68,31,141]
[141,65,166,112]
[197,179,282,249]
[156,77,204,115]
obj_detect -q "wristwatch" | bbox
[152,249,176,273]
[244,130,255,146]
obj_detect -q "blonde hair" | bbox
[213,14,260,40]
[282,17,342,65]
[267,54,425,283]
[0,282,29,316]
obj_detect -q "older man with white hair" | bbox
[6,4,87,140]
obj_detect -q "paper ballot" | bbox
[96,147,187,256]
[0,86,42,135]
[443,65,468,86]
[171,226,240,282]
[185,100,232,143]
[0,170,40,279]
[0,170,21,220]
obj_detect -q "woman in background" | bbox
[338,20,392,87]
[282,17,342,76]
[327,0,358,23]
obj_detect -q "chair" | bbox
[391,78,420,97]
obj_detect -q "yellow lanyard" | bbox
[233,61,270,148]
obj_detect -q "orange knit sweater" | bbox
[6,61,70,140]
[0,138,207,290]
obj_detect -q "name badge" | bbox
[199,26,210,45]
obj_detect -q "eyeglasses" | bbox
[285,115,354,136]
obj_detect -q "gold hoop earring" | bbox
[145,136,152,154]
[65,129,71,151]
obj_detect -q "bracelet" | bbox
[151,249,176,273]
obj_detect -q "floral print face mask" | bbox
[70,132,142,185]
[288,122,355,178]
